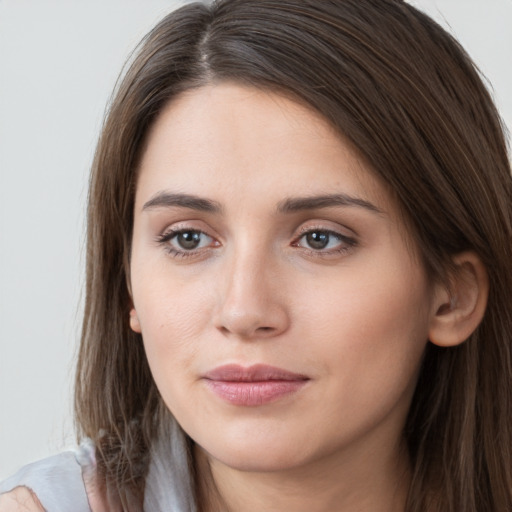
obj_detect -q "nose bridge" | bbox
[214,239,288,339]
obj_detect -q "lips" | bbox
[203,364,309,406]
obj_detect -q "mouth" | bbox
[202,364,310,406]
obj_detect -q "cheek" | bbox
[131,268,214,386]
[297,257,431,389]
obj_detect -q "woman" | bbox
[1,0,511,510]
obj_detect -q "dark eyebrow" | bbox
[142,192,222,213]
[277,194,383,214]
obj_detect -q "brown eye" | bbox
[293,228,358,256]
[175,231,203,250]
[298,230,344,251]
[169,230,213,251]
[305,231,330,250]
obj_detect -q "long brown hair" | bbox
[75,1,512,510]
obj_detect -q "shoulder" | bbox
[0,449,92,512]
[0,487,44,512]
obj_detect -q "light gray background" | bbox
[0,0,511,480]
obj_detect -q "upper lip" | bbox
[203,364,309,382]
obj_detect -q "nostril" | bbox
[214,298,290,339]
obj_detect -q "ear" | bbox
[129,306,142,333]
[429,252,489,347]
[126,268,141,333]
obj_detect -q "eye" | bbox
[293,228,356,254]
[300,231,337,250]
[156,228,218,258]
[170,230,213,251]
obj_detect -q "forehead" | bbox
[136,82,392,214]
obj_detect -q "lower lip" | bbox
[205,380,307,406]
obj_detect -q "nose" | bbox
[213,249,290,340]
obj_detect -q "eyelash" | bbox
[156,226,357,260]
[155,229,217,259]
[291,227,357,258]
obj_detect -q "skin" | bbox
[0,487,44,512]
[128,82,445,512]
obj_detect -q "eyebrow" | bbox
[277,194,382,214]
[142,192,222,213]
[142,191,382,215]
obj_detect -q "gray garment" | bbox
[0,419,196,512]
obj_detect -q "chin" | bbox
[198,435,314,473]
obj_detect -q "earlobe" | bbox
[428,252,489,347]
[129,307,142,333]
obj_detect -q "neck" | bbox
[194,438,410,512]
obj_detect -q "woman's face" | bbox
[130,83,437,473]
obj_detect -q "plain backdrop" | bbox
[0,0,511,480]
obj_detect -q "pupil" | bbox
[307,232,329,249]
[178,231,201,250]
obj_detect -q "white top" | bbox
[0,419,196,512]
[0,449,90,511]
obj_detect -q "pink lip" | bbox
[203,364,309,406]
